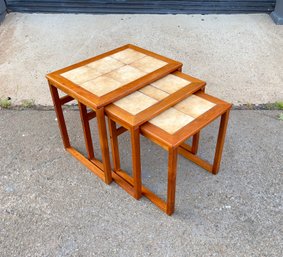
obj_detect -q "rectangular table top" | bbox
[46,44,182,109]
[141,91,232,149]
[105,71,206,128]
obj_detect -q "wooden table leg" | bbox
[78,102,95,160]
[108,119,121,171]
[96,108,112,184]
[191,132,200,154]
[212,110,230,174]
[166,147,178,215]
[130,127,142,200]
[48,83,70,149]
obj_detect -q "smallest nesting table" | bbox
[107,91,231,215]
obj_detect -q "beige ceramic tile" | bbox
[80,76,122,96]
[86,57,125,74]
[106,65,146,85]
[149,108,194,134]
[114,91,157,115]
[174,95,215,118]
[61,66,102,85]
[110,49,146,64]
[130,56,167,73]
[139,85,169,101]
[151,74,190,94]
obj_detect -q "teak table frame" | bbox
[108,91,231,215]
[105,72,206,199]
[47,44,182,185]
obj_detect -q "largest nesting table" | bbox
[46,44,185,184]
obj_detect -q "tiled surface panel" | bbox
[113,74,192,115]
[149,108,195,134]
[114,91,157,115]
[131,56,167,73]
[174,95,216,118]
[81,76,122,97]
[139,85,169,101]
[106,65,146,84]
[151,74,189,94]
[86,56,124,73]
[149,95,216,134]
[61,48,168,97]
[61,66,102,85]
[110,48,146,64]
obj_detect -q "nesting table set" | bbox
[47,44,231,215]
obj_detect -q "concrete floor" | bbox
[0,110,282,256]
[0,13,283,106]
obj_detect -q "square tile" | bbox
[110,49,146,64]
[130,56,167,73]
[151,74,190,94]
[61,66,102,85]
[114,91,157,115]
[139,85,169,101]
[86,57,125,74]
[106,65,146,85]
[81,76,123,96]
[174,95,216,118]
[149,108,194,134]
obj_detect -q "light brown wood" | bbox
[66,147,106,182]
[96,108,112,184]
[49,83,70,149]
[108,119,121,171]
[78,102,95,160]
[87,111,96,120]
[166,148,178,215]
[113,169,167,213]
[130,127,142,199]
[212,110,230,174]
[60,95,74,105]
[178,146,213,173]
[116,126,127,136]
[191,132,200,154]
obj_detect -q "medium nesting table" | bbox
[46,44,182,184]
[105,71,206,199]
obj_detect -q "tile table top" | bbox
[141,91,232,148]
[149,94,216,134]
[46,44,182,109]
[106,71,206,127]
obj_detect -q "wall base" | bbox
[271,0,283,24]
[271,11,283,24]
[0,0,6,23]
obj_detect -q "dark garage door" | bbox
[6,0,276,14]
